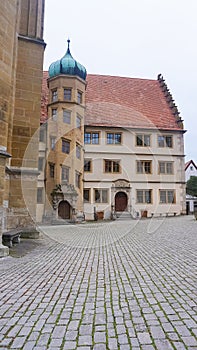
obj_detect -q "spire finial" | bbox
[67,38,70,49]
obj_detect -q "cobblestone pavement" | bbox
[0,216,197,350]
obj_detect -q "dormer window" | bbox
[64,88,72,101]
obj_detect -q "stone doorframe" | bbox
[51,183,78,220]
[111,179,131,215]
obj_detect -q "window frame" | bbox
[52,108,57,121]
[159,190,176,204]
[158,161,173,174]
[158,135,173,148]
[136,160,152,174]
[63,109,71,124]
[106,132,122,145]
[61,166,69,182]
[136,134,151,147]
[84,159,92,172]
[62,139,70,154]
[64,88,72,101]
[83,188,91,203]
[84,131,100,144]
[104,160,121,173]
[76,114,82,129]
[49,163,55,178]
[94,189,109,203]
[50,136,56,150]
[76,144,81,159]
[136,189,152,204]
[77,90,83,104]
[75,171,81,189]
[52,89,58,102]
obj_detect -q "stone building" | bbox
[185,160,197,214]
[40,43,186,222]
[0,0,45,256]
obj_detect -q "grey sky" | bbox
[43,0,197,162]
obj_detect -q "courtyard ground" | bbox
[0,216,196,349]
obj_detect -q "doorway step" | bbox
[115,211,132,220]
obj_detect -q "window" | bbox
[62,139,70,154]
[83,189,90,203]
[75,172,81,189]
[136,134,151,147]
[39,127,45,142]
[77,90,82,104]
[38,157,44,171]
[106,133,121,144]
[159,162,173,174]
[159,190,175,204]
[50,137,56,150]
[63,109,71,124]
[49,163,55,178]
[137,161,151,174]
[52,89,58,102]
[64,88,71,101]
[52,109,57,121]
[158,135,173,148]
[104,160,120,173]
[76,114,81,128]
[84,132,99,144]
[136,190,152,203]
[76,144,81,159]
[94,189,108,203]
[37,188,43,204]
[61,166,69,182]
[84,159,92,172]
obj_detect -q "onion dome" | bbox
[48,39,87,80]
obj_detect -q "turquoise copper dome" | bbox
[48,39,87,80]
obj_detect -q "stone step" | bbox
[115,211,132,220]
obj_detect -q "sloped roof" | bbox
[185,160,197,171]
[41,72,183,130]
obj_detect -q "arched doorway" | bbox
[58,200,71,219]
[115,192,128,211]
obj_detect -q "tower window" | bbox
[62,139,70,154]
[50,137,56,150]
[75,172,81,188]
[61,166,69,182]
[76,144,81,159]
[64,88,72,101]
[52,109,57,121]
[49,163,55,178]
[77,90,83,104]
[76,114,82,128]
[52,89,58,102]
[63,110,71,124]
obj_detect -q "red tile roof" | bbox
[41,72,183,130]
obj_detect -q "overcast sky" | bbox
[43,0,197,162]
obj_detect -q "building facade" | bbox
[0,0,45,255]
[185,160,197,214]
[39,44,186,222]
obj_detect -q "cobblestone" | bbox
[0,216,197,349]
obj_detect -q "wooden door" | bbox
[58,201,70,219]
[115,192,128,211]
